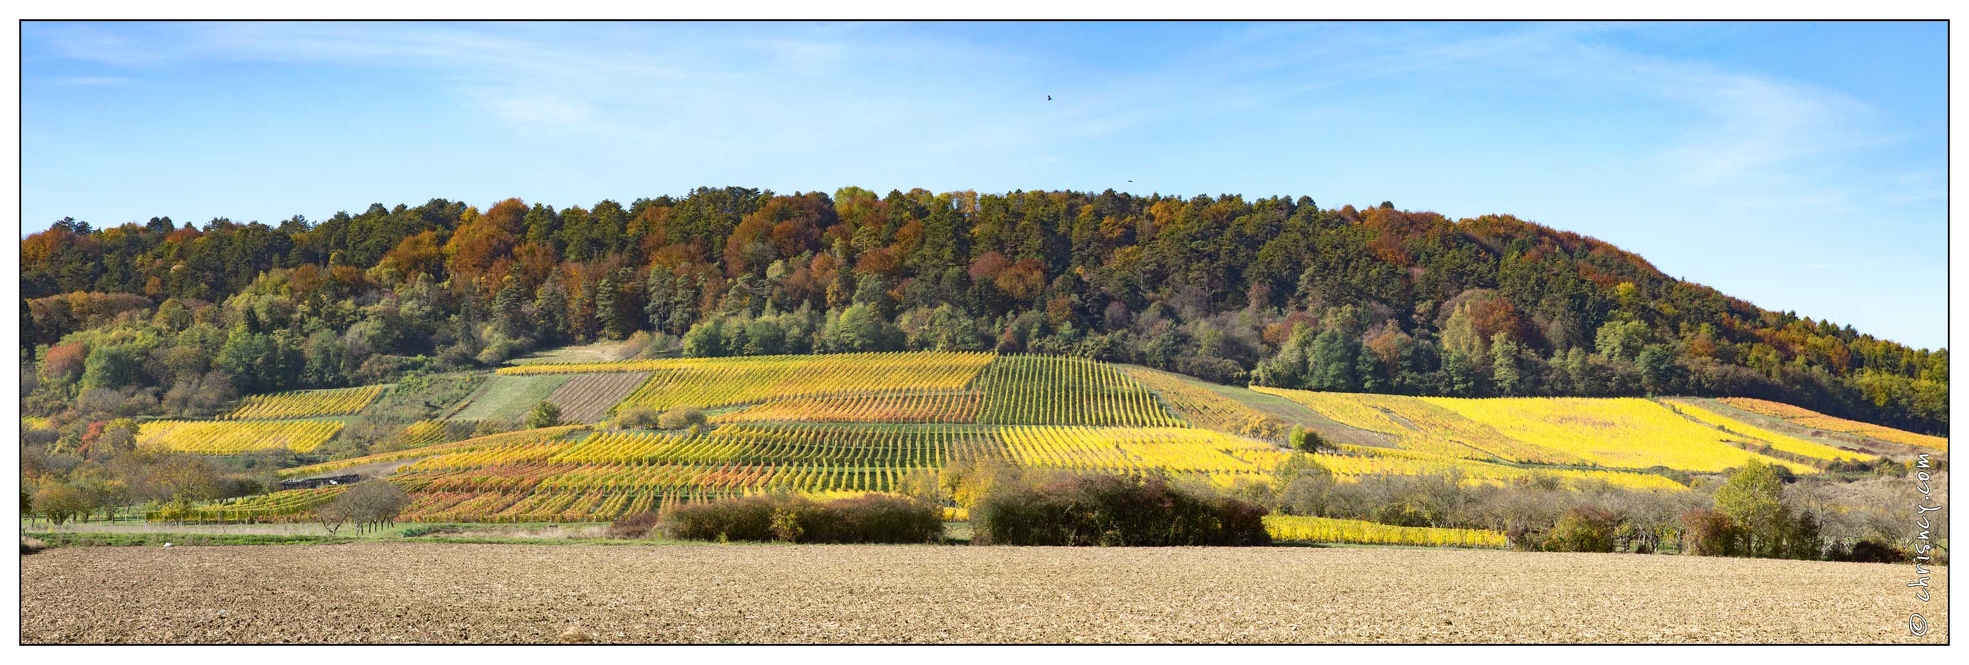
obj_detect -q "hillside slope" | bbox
[20,189,1945,436]
[147,351,1940,524]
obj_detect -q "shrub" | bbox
[657,407,708,430]
[1288,425,1326,453]
[660,493,944,544]
[604,511,662,539]
[526,401,563,429]
[972,473,1271,546]
[1545,505,1621,552]
[615,405,662,429]
[663,495,779,541]
[805,494,944,544]
[1681,509,1741,556]
[1832,539,1907,564]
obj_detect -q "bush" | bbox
[972,473,1271,546]
[1681,509,1741,557]
[807,494,945,544]
[525,401,562,429]
[660,493,943,544]
[615,405,662,429]
[657,407,708,431]
[1545,505,1621,552]
[605,511,662,539]
[1288,425,1325,453]
[1831,539,1908,564]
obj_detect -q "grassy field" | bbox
[20,543,1945,644]
[505,339,654,365]
[448,374,572,422]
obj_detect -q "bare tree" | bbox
[315,502,350,535]
[329,480,411,534]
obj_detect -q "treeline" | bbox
[1250,455,1929,562]
[19,187,1946,434]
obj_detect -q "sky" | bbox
[19,21,1948,349]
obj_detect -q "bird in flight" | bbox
[1046,95,1052,101]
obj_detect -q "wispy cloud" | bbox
[24,22,1920,189]
[1130,22,1911,205]
[46,75,131,86]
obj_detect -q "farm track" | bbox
[20,543,1945,644]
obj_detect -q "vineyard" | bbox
[146,486,347,523]
[275,426,588,479]
[542,372,651,423]
[183,422,1291,523]
[1254,387,1582,465]
[448,375,571,422]
[1122,365,1292,440]
[547,424,1001,468]
[389,420,456,451]
[974,355,1183,427]
[1313,446,1688,491]
[500,351,995,412]
[222,385,389,420]
[715,389,982,424]
[1263,515,1508,548]
[148,350,1948,533]
[1717,397,1949,451]
[999,425,1281,479]
[1663,399,1871,462]
[1422,397,1818,474]
[137,419,344,454]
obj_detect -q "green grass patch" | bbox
[449,374,572,422]
[24,531,356,548]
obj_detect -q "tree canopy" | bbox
[19,187,1946,435]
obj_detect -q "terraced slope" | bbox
[543,372,651,423]
[1716,397,1947,452]
[138,419,345,455]
[1662,398,1872,463]
[224,385,389,420]
[1421,397,1817,474]
[1255,388,1577,464]
[973,355,1181,427]
[163,350,1947,526]
[500,352,996,412]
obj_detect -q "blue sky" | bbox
[20,21,1947,349]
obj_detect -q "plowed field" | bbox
[20,543,1945,644]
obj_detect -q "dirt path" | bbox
[21,542,1945,644]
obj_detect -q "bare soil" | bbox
[20,543,1946,644]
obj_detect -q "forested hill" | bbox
[19,187,1947,435]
